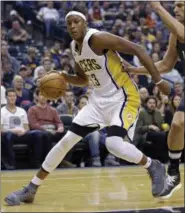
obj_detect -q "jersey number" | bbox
[89,74,100,87]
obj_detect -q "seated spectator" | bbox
[34,57,53,80]
[28,90,75,167]
[134,96,169,162]
[18,65,35,92]
[1,85,7,107]
[37,1,59,38]
[88,2,105,28]
[12,75,31,106]
[22,47,40,72]
[57,90,78,117]
[164,95,182,125]
[5,10,25,29]
[1,40,20,87]
[139,87,149,108]
[7,20,29,44]
[1,88,43,169]
[174,82,184,97]
[50,40,63,68]
[1,27,8,40]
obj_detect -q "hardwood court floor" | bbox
[1,165,184,213]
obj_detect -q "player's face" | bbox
[174,1,185,23]
[66,15,86,42]
[7,92,17,105]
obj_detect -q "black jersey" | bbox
[176,40,185,71]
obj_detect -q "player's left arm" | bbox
[150,2,184,42]
[90,32,171,95]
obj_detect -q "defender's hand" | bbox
[150,1,161,10]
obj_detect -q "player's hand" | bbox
[156,80,171,95]
[150,1,161,10]
[59,70,68,81]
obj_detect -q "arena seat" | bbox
[60,114,73,131]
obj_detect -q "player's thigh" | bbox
[110,100,140,140]
[70,104,106,137]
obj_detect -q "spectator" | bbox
[12,75,31,106]
[1,40,20,87]
[18,65,35,92]
[7,20,29,44]
[37,1,59,38]
[1,85,7,107]
[50,40,63,68]
[134,96,169,162]
[174,82,184,97]
[1,27,7,40]
[139,87,149,108]
[34,57,53,80]
[57,90,78,117]
[5,10,25,29]
[1,88,43,169]
[164,95,182,126]
[88,1,105,28]
[28,90,75,167]
[23,47,40,72]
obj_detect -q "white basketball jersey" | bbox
[71,28,139,100]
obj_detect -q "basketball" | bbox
[39,71,67,100]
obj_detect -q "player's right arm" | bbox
[127,34,178,75]
[61,63,89,87]
[91,31,170,95]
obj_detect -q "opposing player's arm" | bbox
[151,2,184,42]
[128,34,178,75]
[62,63,89,87]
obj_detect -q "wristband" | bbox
[155,79,164,85]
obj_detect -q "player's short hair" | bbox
[5,88,16,96]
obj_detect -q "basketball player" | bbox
[4,7,170,206]
[124,1,184,199]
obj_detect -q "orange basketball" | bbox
[39,71,67,100]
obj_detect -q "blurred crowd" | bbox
[1,1,184,170]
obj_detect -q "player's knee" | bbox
[105,136,121,154]
[56,131,82,151]
[171,119,184,131]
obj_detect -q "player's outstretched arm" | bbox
[61,63,89,87]
[127,34,178,75]
[90,31,170,95]
[150,1,184,42]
